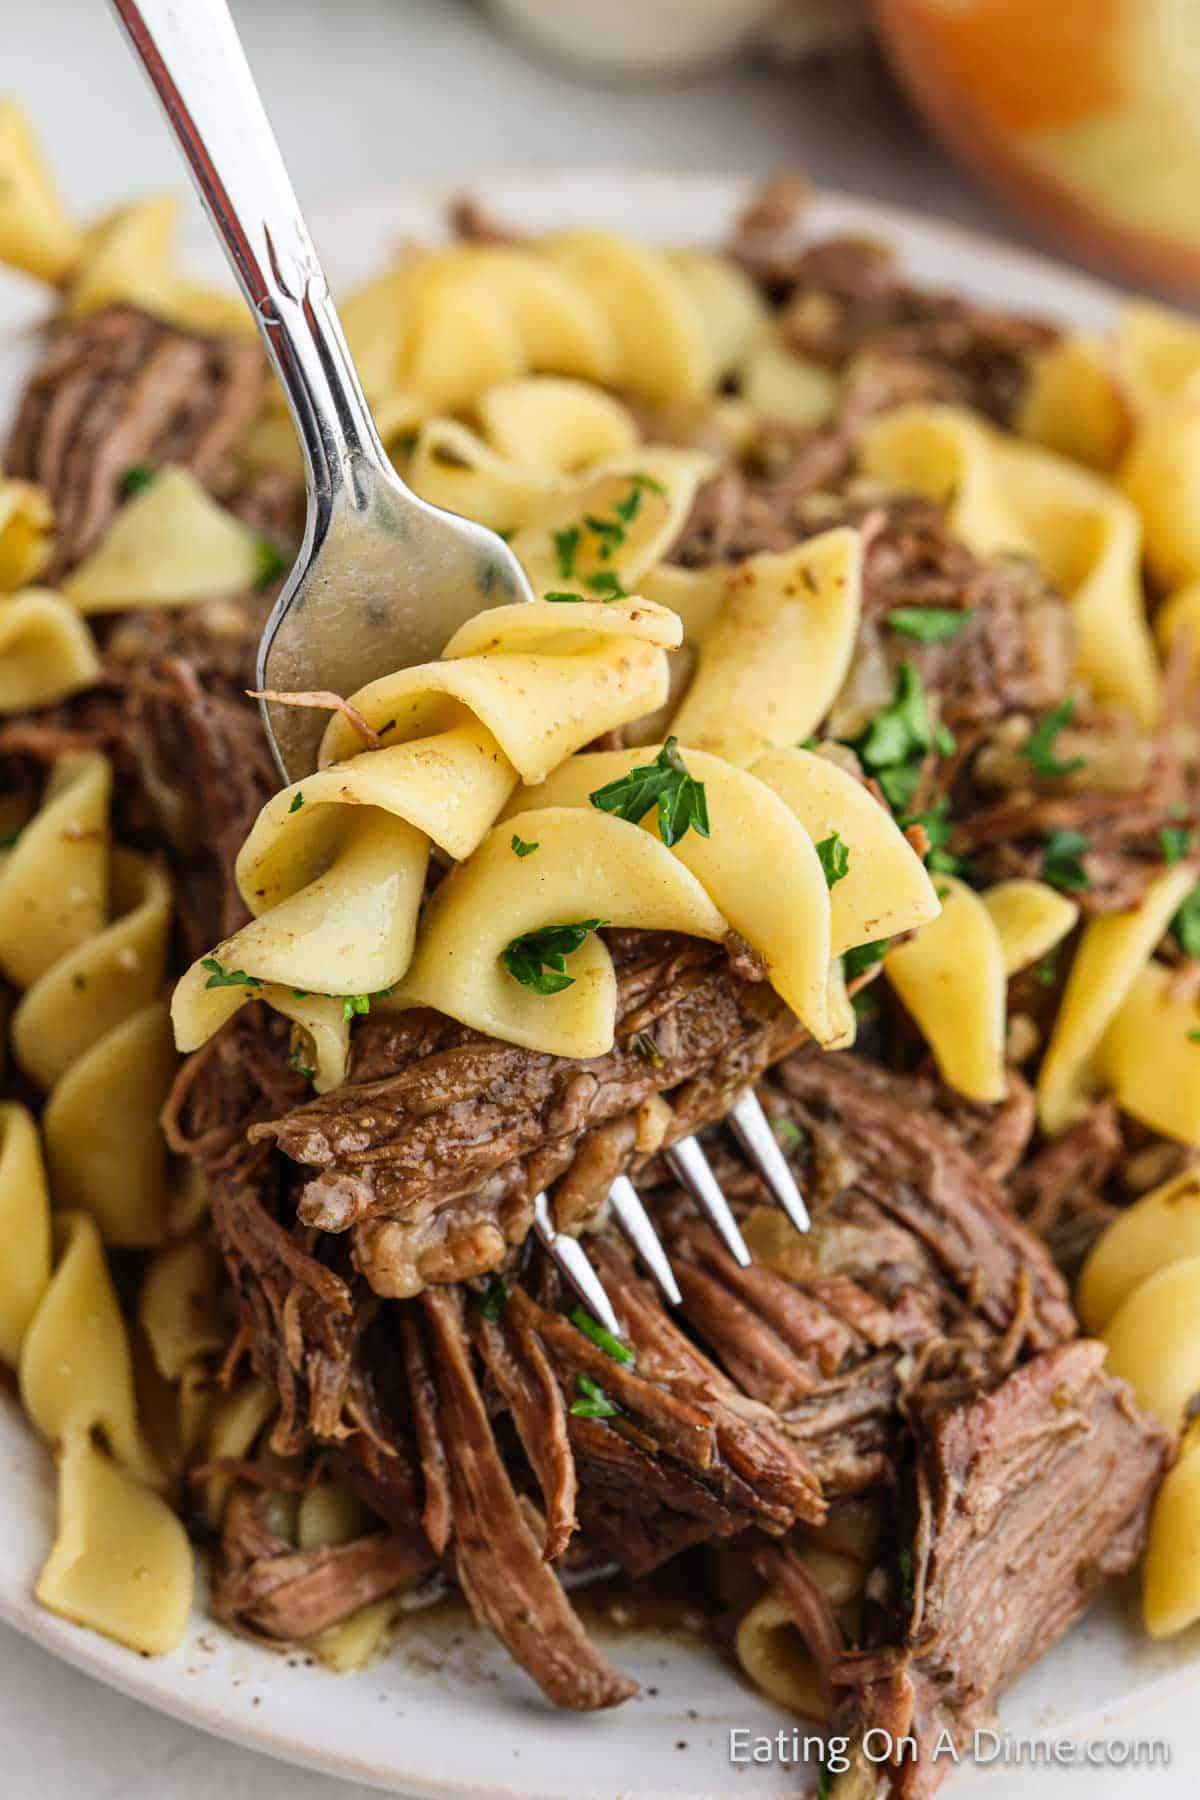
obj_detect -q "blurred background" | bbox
[3,1,1005,253]
[11,0,1196,298]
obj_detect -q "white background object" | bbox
[1,4,1198,1796]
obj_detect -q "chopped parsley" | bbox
[552,525,581,579]
[472,1276,509,1322]
[544,590,586,603]
[1023,699,1086,780]
[1034,952,1060,988]
[773,1117,802,1147]
[1172,886,1200,960]
[815,831,850,889]
[119,463,156,497]
[288,790,305,814]
[886,606,973,644]
[1162,824,1192,866]
[341,993,371,1021]
[510,833,540,857]
[1189,1029,1200,1045]
[584,512,624,555]
[584,570,627,599]
[856,663,954,812]
[844,938,889,981]
[588,736,709,849]
[817,1766,833,1800]
[570,1373,619,1420]
[1042,828,1091,892]
[287,1044,316,1081]
[253,536,287,590]
[201,956,260,990]
[570,1305,635,1366]
[502,918,606,994]
[899,797,967,878]
[629,1029,664,1067]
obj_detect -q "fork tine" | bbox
[607,1174,683,1305]
[532,1191,623,1337]
[728,1089,811,1233]
[666,1135,752,1267]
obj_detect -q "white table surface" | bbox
[1,2,1196,1794]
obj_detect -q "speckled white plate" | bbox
[1,170,1198,1799]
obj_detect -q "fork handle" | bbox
[111,0,391,508]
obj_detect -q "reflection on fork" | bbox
[531,1086,809,1337]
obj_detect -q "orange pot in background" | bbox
[871,0,1200,298]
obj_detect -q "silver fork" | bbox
[113,0,809,1338]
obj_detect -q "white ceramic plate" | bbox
[2,170,1198,1799]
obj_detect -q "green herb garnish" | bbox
[1189,1029,1200,1045]
[570,1373,619,1420]
[119,463,156,497]
[288,791,304,814]
[570,1305,635,1366]
[815,831,850,889]
[1042,828,1091,892]
[584,570,627,599]
[287,1044,315,1081]
[253,536,287,590]
[773,1117,802,1147]
[1034,952,1060,988]
[899,797,967,878]
[201,956,261,990]
[856,663,954,812]
[502,918,606,994]
[472,1276,509,1322]
[886,606,973,644]
[544,590,586,603]
[817,1766,833,1800]
[341,993,371,1021]
[1172,886,1200,960]
[1162,825,1192,866]
[553,525,580,579]
[588,736,709,849]
[844,939,889,981]
[0,825,23,851]
[510,834,539,857]
[1023,699,1086,779]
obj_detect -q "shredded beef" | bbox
[833,1342,1171,1798]
[4,305,268,576]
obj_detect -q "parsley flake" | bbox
[817,1767,833,1800]
[773,1117,802,1147]
[570,1305,635,1366]
[502,918,606,994]
[856,663,954,812]
[899,797,968,878]
[510,833,539,857]
[1189,1029,1200,1045]
[588,737,710,849]
[1042,828,1091,892]
[201,956,261,991]
[287,1044,315,1081]
[253,536,287,590]
[341,993,371,1021]
[886,606,974,644]
[815,831,850,889]
[552,524,581,579]
[288,791,305,813]
[119,463,156,497]
[472,1276,509,1322]
[544,590,586,603]
[570,1373,619,1420]
[1023,699,1086,779]
[1172,886,1200,960]
[1034,952,1060,988]
[584,570,627,599]
[1162,825,1192,866]
[844,939,889,981]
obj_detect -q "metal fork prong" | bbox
[666,1135,752,1267]
[607,1175,683,1306]
[532,1191,623,1338]
[728,1089,811,1233]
